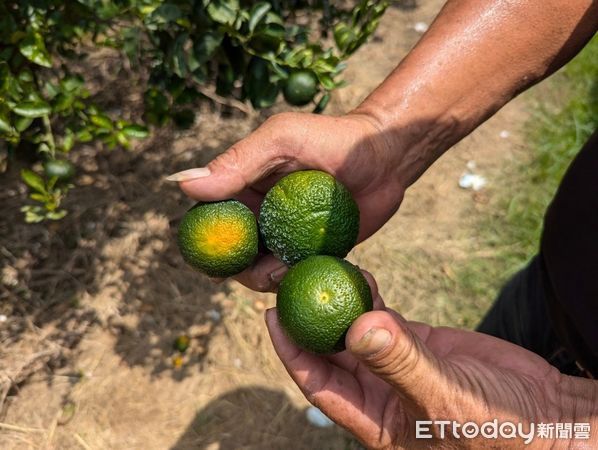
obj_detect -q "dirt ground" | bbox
[0,1,535,449]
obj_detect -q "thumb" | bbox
[171,121,291,202]
[346,310,444,415]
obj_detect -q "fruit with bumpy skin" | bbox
[276,255,373,354]
[259,170,359,266]
[177,200,258,278]
[283,70,318,106]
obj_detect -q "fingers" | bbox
[213,261,382,296]
[265,308,333,392]
[359,269,386,311]
[178,145,281,201]
[205,254,286,293]
[359,269,378,299]
[232,254,287,292]
[346,310,444,417]
[175,115,301,201]
[326,270,383,371]
[353,184,404,243]
[265,308,384,444]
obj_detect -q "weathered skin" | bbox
[179,1,598,293]
[177,0,598,447]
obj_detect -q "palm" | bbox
[180,112,404,291]
[267,308,560,448]
[209,112,403,242]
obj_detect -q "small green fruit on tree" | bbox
[0,0,389,222]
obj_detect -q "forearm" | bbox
[354,0,598,186]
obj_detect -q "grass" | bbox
[452,35,598,327]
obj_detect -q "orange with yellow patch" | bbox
[197,220,247,256]
[177,200,258,278]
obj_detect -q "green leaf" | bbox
[150,3,182,24]
[259,22,285,40]
[47,209,67,220]
[285,47,314,67]
[21,169,46,194]
[15,116,33,132]
[333,23,356,54]
[19,33,52,68]
[249,2,271,33]
[250,23,285,54]
[38,143,50,154]
[318,74,336,91]
[121,124,149,139]
[193,32,223,64]
[270,62,288,81]
[62,75,85,92]
[264,11,284,26]
[46,176,58,191]
[13,100,51,118]
[312,58,337,74]
[170,33,188,78]
[116,131,130,148]
[206,0,239,25]
[90,114,113,130]
[332,61,348,75]
[18,70,33,84]
[222,38,246,76]
[186,51,201,73]
[5,76,23,101]
[0,63,10,90]
[0,120,13,134]
[244,57,279,109]
[0,107,14,134]
[30,193,47,202]
[144,88,170,126]
[102,133,118,149]
[62,131,75,151]
[313,93,331,114]
[53,93,74,113]
[77,129,93,142]
[44,81,60,99]
[216,64,235,96]
[22,206,45,223]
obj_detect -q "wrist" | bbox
[349,101,463,188]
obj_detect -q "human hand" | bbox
[172,112,405,292]
[266,273,596,449]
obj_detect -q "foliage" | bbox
[0,0,389,222]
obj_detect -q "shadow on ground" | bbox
[393,0,418,10]
[171,386,360,450]
[0,106,261,388]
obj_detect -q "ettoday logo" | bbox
[415,420,591,444]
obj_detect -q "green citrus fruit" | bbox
[43,159,75,181]
[277,255,373,354]
[259,170,359,266]
[177,200,258,278]
[283,70,318,106]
